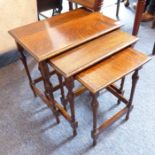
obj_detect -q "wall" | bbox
[0,0,37,54]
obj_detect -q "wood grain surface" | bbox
[49,30,138,77]
[9,11,121,61]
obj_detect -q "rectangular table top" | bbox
[49,30,138,78]
[76,48,151,93]
[9,11,121,62]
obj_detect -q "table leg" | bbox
[39,61,60,124]
[90,93,99,146]
[126,69,139,120]
[56,72,67,110]
[16,43,36,97]
[65,77,78,136]
[117,77,125,105]
[132,0,146,36]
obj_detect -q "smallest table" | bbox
[76,48,151,146]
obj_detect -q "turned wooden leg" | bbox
[39,61,60,124]
[56,72,67,110]
[117,77,125,105]
[16,43,36,97]
[126,69,139,120]
[65,77,78,136]
[90,93,99,146]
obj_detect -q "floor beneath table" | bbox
[0,0,155,155]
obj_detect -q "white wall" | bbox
[0,0,37,54]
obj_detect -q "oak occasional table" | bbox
[9,0,147,137]
[9,10,121,136]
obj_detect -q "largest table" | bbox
[9,9,122,135]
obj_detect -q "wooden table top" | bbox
[49,30,138,78]
[76,48,151,93]
[9,8,91,39]
[9,11,121,62]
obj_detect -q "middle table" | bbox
[48,29,138,133]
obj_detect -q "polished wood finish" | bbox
[68,0,103,11]
[107,85,129,105]
[76,48,150,145]
[126,69,139,120]
[65,77,78,136]
[76,48,150,93]
[89,68,139,146]
[56,72,67,110]
[96,105,133,134]
[10,7,91,98]
[9,9,121,136]
[74,86,87,97]
[49,30,138,78]
[90,93,99,145]
[34,70,56,84]
[10,1,149,142]
[9,12,120,62]
[39,62,78,135]
[117,77,125,105]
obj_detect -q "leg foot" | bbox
[39,62,60,124]
[17,43,37,97]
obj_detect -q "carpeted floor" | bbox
[0,1,155,155]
